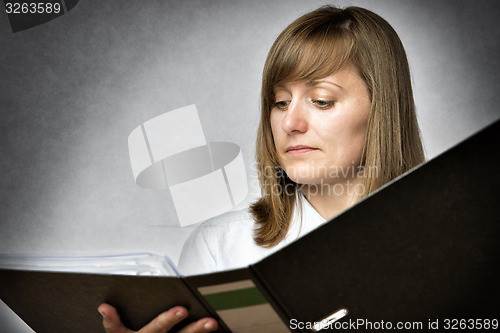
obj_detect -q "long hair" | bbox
[251,6,425,248]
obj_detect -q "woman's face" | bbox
[270,64,371,185]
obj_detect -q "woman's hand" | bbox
[98,303,218,333]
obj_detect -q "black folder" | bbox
[1,120,499,332]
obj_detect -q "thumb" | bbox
[98,303,133,333]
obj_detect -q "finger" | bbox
[138,306,189,333]
[178,317,218,333]
[98,303,133,333]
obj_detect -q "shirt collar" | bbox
[285,190,327,242]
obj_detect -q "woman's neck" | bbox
[301,177,364,220]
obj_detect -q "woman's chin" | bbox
[287,176,325,186]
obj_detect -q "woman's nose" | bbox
[281,100,308,134]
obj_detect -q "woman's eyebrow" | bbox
[306,79,343,90]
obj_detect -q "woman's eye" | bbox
[313,100,334,109]
[273,101,290,110]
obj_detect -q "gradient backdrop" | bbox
[1,0,499,331]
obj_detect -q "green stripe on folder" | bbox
[203,287,268,311]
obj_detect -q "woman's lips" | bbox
[285,145,318,155]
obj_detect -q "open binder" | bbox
[1,120,499,332]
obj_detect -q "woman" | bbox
[100,5,425,333]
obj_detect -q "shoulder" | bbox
[177,208,256,275]
[185,208,256,249]
[197,208,254,231]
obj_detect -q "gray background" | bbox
[1,0,499,331]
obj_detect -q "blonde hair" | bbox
[250,6,425,247]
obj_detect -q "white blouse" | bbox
[178,195,326,276]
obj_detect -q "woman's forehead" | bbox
[273,64,360,91]
[272,51,353,88]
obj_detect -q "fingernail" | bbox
[175,310,185,319]
[98,309,105,318]
[204,322,215,330]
